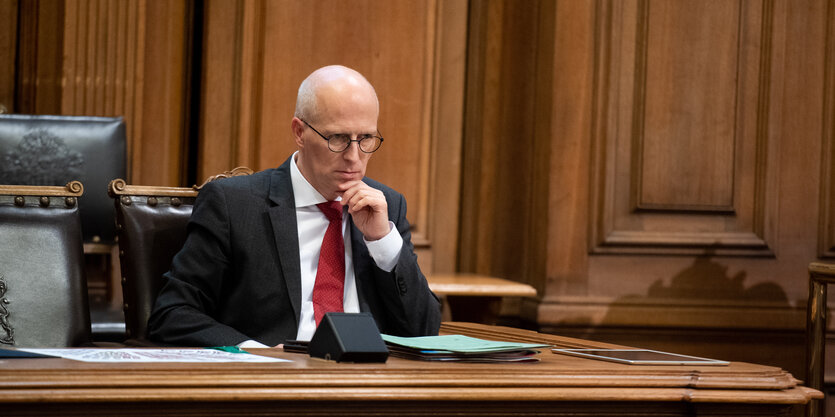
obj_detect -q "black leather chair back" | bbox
[109,168,253,342]
[110,181,196,342]
[0,182,91,347]
[0,115,126,244]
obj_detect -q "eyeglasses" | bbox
[300,119,384,153]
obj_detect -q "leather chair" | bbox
[108,167,253,343]
[0,182,91,347]
[0,115,126,244]
[0,114,127,341]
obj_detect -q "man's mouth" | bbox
[336,171,360,179]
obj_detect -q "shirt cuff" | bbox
[364,221,402,272]
[237,339,270,348]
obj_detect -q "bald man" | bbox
[148,66,442,347]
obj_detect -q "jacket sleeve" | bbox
[147,181,252,346]
[370,191,442,336]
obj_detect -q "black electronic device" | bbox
[308,312,389,363]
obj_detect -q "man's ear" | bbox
[291,117,305,147]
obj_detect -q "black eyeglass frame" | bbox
[300,119,384,153]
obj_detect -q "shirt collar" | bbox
[290,151,339,208]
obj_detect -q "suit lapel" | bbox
[267,159,302,325]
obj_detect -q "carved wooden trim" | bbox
[194,166,254,190]
[590,0,776,256]
[0,274,13,345]
[0,181,83,197]
[629,1,738,215]
[536,295,804,331]
[108,179,197,199]
[819,0,835,258]
[109,167,254,198]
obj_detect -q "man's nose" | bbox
[342,140,361,160]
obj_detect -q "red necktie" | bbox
[312,201,345,326]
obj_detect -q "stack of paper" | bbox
[381,334,551,363]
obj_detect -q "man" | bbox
[147,65,441,347]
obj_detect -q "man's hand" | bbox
[340,181,390,241]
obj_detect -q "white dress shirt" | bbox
[238,153,402,348]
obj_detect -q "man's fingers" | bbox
[345,190,385,213]
[346,194,378,215]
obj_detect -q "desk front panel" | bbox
[0,323,820,416]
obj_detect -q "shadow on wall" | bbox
[638,255,789,303]
[596,255,791,330]
[586,255,803,377]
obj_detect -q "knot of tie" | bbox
[316,201,343,222]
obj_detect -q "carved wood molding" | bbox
[194,166,254,190]
[108,179,197,199]
[819,0,835,258]
[0,181,83,197]
[536,295,805,331]
[108,167,254,198]
[590,0,777,256]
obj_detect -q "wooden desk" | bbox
[428,274,537,323]
[0,322,821,416]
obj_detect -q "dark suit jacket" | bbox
[147,157,441,346]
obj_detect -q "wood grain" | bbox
[0,0,16,113]
[0,323,820,416]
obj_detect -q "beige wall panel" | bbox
[590,0,776,256]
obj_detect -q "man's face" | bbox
[294,83,379,201]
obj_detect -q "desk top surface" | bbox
[0,322,821,406]
[427,274,538,297]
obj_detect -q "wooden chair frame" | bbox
[806,262,835,417]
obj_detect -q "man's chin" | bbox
[334,179,362,193]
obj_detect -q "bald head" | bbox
[294,65,379,124]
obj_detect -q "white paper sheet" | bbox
[19,348,290,363]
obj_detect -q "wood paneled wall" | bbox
[0,0,17,114]
[62,0,190,186]
[459,0,554,292]
[459,0,834,378]
[9,0,190,186]
[197,0,467,273]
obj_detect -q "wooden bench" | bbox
[427,273,537,323]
